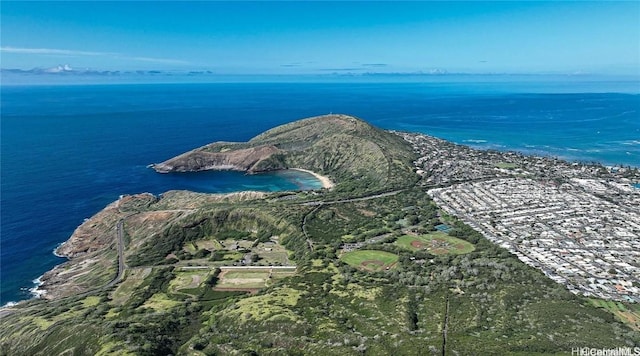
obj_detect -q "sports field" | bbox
[395,232,475,254]
[217,271,271,289]
[341,250,398,272]
[215,268,296,291]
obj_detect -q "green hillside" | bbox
[250,115,416,192]
[157,114,418,194]
[1,116,638,356]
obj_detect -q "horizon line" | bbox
[2,68,639,78]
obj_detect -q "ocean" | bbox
[1,80,639,304]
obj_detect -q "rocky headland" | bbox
[150,114,416,194]
[152,144,283,173]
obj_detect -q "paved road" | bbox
[219,265,295,270]
[66,217,128,298]
[302,204,323,252]
[300,189,405,251]
[0,217,129,318]
[301,190,403,206]
[0,189,406,318]
[105,219,126,289]
[441,295,450,356]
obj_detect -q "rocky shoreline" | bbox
[32,194,158,300]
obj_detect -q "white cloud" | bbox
[44,64,74,73]
[1,47,113,56]
[1,46,189,66]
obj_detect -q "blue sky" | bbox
[1,1,639,75]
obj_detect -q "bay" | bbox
[1,81,638,304]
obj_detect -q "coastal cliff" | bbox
[152,144,284,173]
[54,194,157,258]
[38,194,159,299]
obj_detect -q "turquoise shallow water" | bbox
[1,81,638,304]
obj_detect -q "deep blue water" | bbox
[1,82,639,304]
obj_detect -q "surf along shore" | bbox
[289,168,334,189]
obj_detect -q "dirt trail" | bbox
[441,295,450,356]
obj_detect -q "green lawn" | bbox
[213,267,296,290]
[223,271,270,280]
[194,239,224,250]
[111,268,152,305]
[255,242,291,265]
[217,270,270,289]
[340,250,398,272]
[169,269,212,295]
[395,232,475,255]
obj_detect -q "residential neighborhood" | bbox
[398,131,640,302]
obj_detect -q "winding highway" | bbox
[0,217,129,318]
[301,189,403,206]
[0,189,408,319]
[105,219,126,289]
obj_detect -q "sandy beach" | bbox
[290,168,334,189]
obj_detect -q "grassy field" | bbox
[254,242,290,265]
[395,232,475,255]
[194,239,224,251]
[589,299,640,331]
[271,270,297,280]
[340,250,398,271]
[221,239,254,250]
[110,268,152,305]
[142,293,181,311]
[218,271,270,289]
[216,268,296,290]
[168,269,213,296]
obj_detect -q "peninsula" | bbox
[2,115,638,355]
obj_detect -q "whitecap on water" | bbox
[28,276,46,299]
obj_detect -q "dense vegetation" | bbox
[1,116,638,355]
[249,115,418,194]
